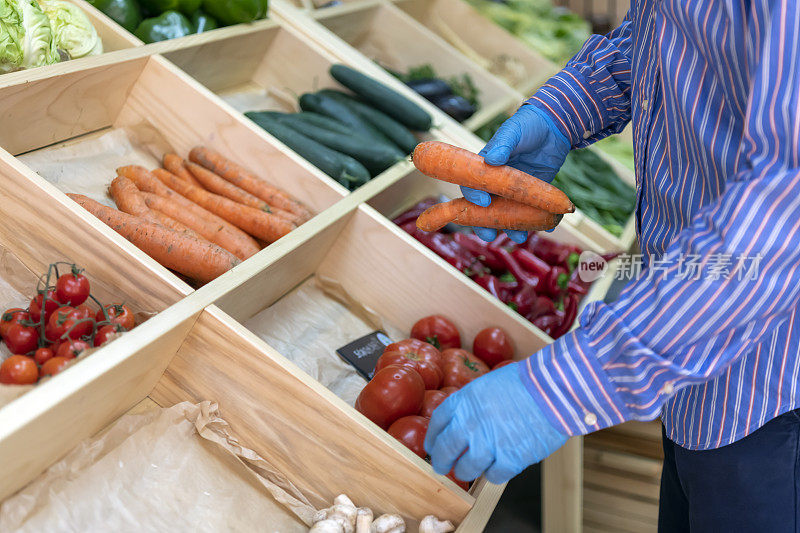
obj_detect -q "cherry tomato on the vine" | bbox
[41,356,71,377]
[96,304,135,331]
[0,355,39,385]
[94,324,123,347]
[411,316,461,350]
[46,306,93,342]
[472,327,514,368]
[0,308,29,339]
[355,365,425,430]
[56,339,90,360]
[4,323,38,354]
[387,415,429,459]
[34,347,55,366]
[55,269,90,307]
[29,290,59,323]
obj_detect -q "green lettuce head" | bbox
[40,0,102,59]
[19,0,59,69]
[0,0,25,73]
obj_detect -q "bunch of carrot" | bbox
[411,141,574,232]
[70,147,311,284]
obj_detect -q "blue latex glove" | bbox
[464,104,571,243]
[424,362,568,485]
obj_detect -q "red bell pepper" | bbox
[542,266,570,297]
[528,235,582,269]
[490,246,540,287]
[392,197,438,226]
[508,285,537,316]
[511,248,552,279]
[532,314,561,336]
[453,233,505,271]
[411,230,480,274]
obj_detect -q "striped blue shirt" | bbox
[521,0,800,449]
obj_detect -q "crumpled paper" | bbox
[18,127,171,208]
[243,276,405,405]
[0,401,315,532]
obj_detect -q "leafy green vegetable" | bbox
[88,0,141,33]
[40,0,102,59]
[466,0,591,64]
[552,148,635,237]
[0,0,25,73]
[19,0,59,70]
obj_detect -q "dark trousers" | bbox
[659,409,800,532]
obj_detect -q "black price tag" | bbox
[336,331,392,380]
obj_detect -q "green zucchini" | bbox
[329,64,433,132]
[298,93,393,146]
[317,89,419,154]
[245,112,370,190]
[279,115,404,176]
[292,112,367,137]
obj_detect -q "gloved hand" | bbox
[424,361,568,485]
[464,104,571,243]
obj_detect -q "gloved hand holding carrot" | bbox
[411,106,573,239]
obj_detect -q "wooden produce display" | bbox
[0,3,642,532]
[304,1,524,132]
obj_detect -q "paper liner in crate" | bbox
[243,276,405,406]
[0,401,320,532]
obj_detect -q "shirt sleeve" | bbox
[519,1,800,436]
[527,11,634,148]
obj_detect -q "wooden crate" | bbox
[394,0,560,96]
[0,7,643,532]
[304,1,524,132]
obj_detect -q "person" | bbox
[423,1,800,531]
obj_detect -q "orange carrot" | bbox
[188,146,312,222]
[118,166,261,260]
[109,175,197,236]
[412,141,574,214]
[163,154,203,187]
[68,194,239,283]
[416,197,563,233]
[155,169,296,243]
[140,192,258,260]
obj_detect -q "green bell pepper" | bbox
[134,11,194,43]
[191,9,217,32]
[88,0,142,32]
[178,0,202,16]
[201,0,265,26]
[138,0,179,17]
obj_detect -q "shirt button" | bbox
[582,130,592,139]
[642,99,649,110]
[663,383,674,394]
[584,412,597,425]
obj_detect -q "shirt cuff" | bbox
[527,66,620,148]
[518,327,630,435]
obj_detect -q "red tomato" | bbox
[96,304,135,331]
[55,270,90,306]
[355,365,425,429]
[376,350,443,390]
[74,304,94,321]
[29,290,59,323]
[1,308,29,338]
[492,360,515,371]
[94,324,123,347]
[411,316,461,350]
[46,306,93,342]
[383,339,442,368]
[387,416,429,459]
[56,339,90,360]
[447,469,470,491]
[420,390,450,418]
[441,348,489,389]
[472,327,514,367]
[4,323,38,354]
[0,355,38,385]
[439,386,459,395]
[41,356,71,377]
[33,347,55,366]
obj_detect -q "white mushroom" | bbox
[334,494,357,508]
[370,514,406,533]
[356,508,374,533]
[418,516,455,533]
[310,519,345,533]
[312,494,358,533]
